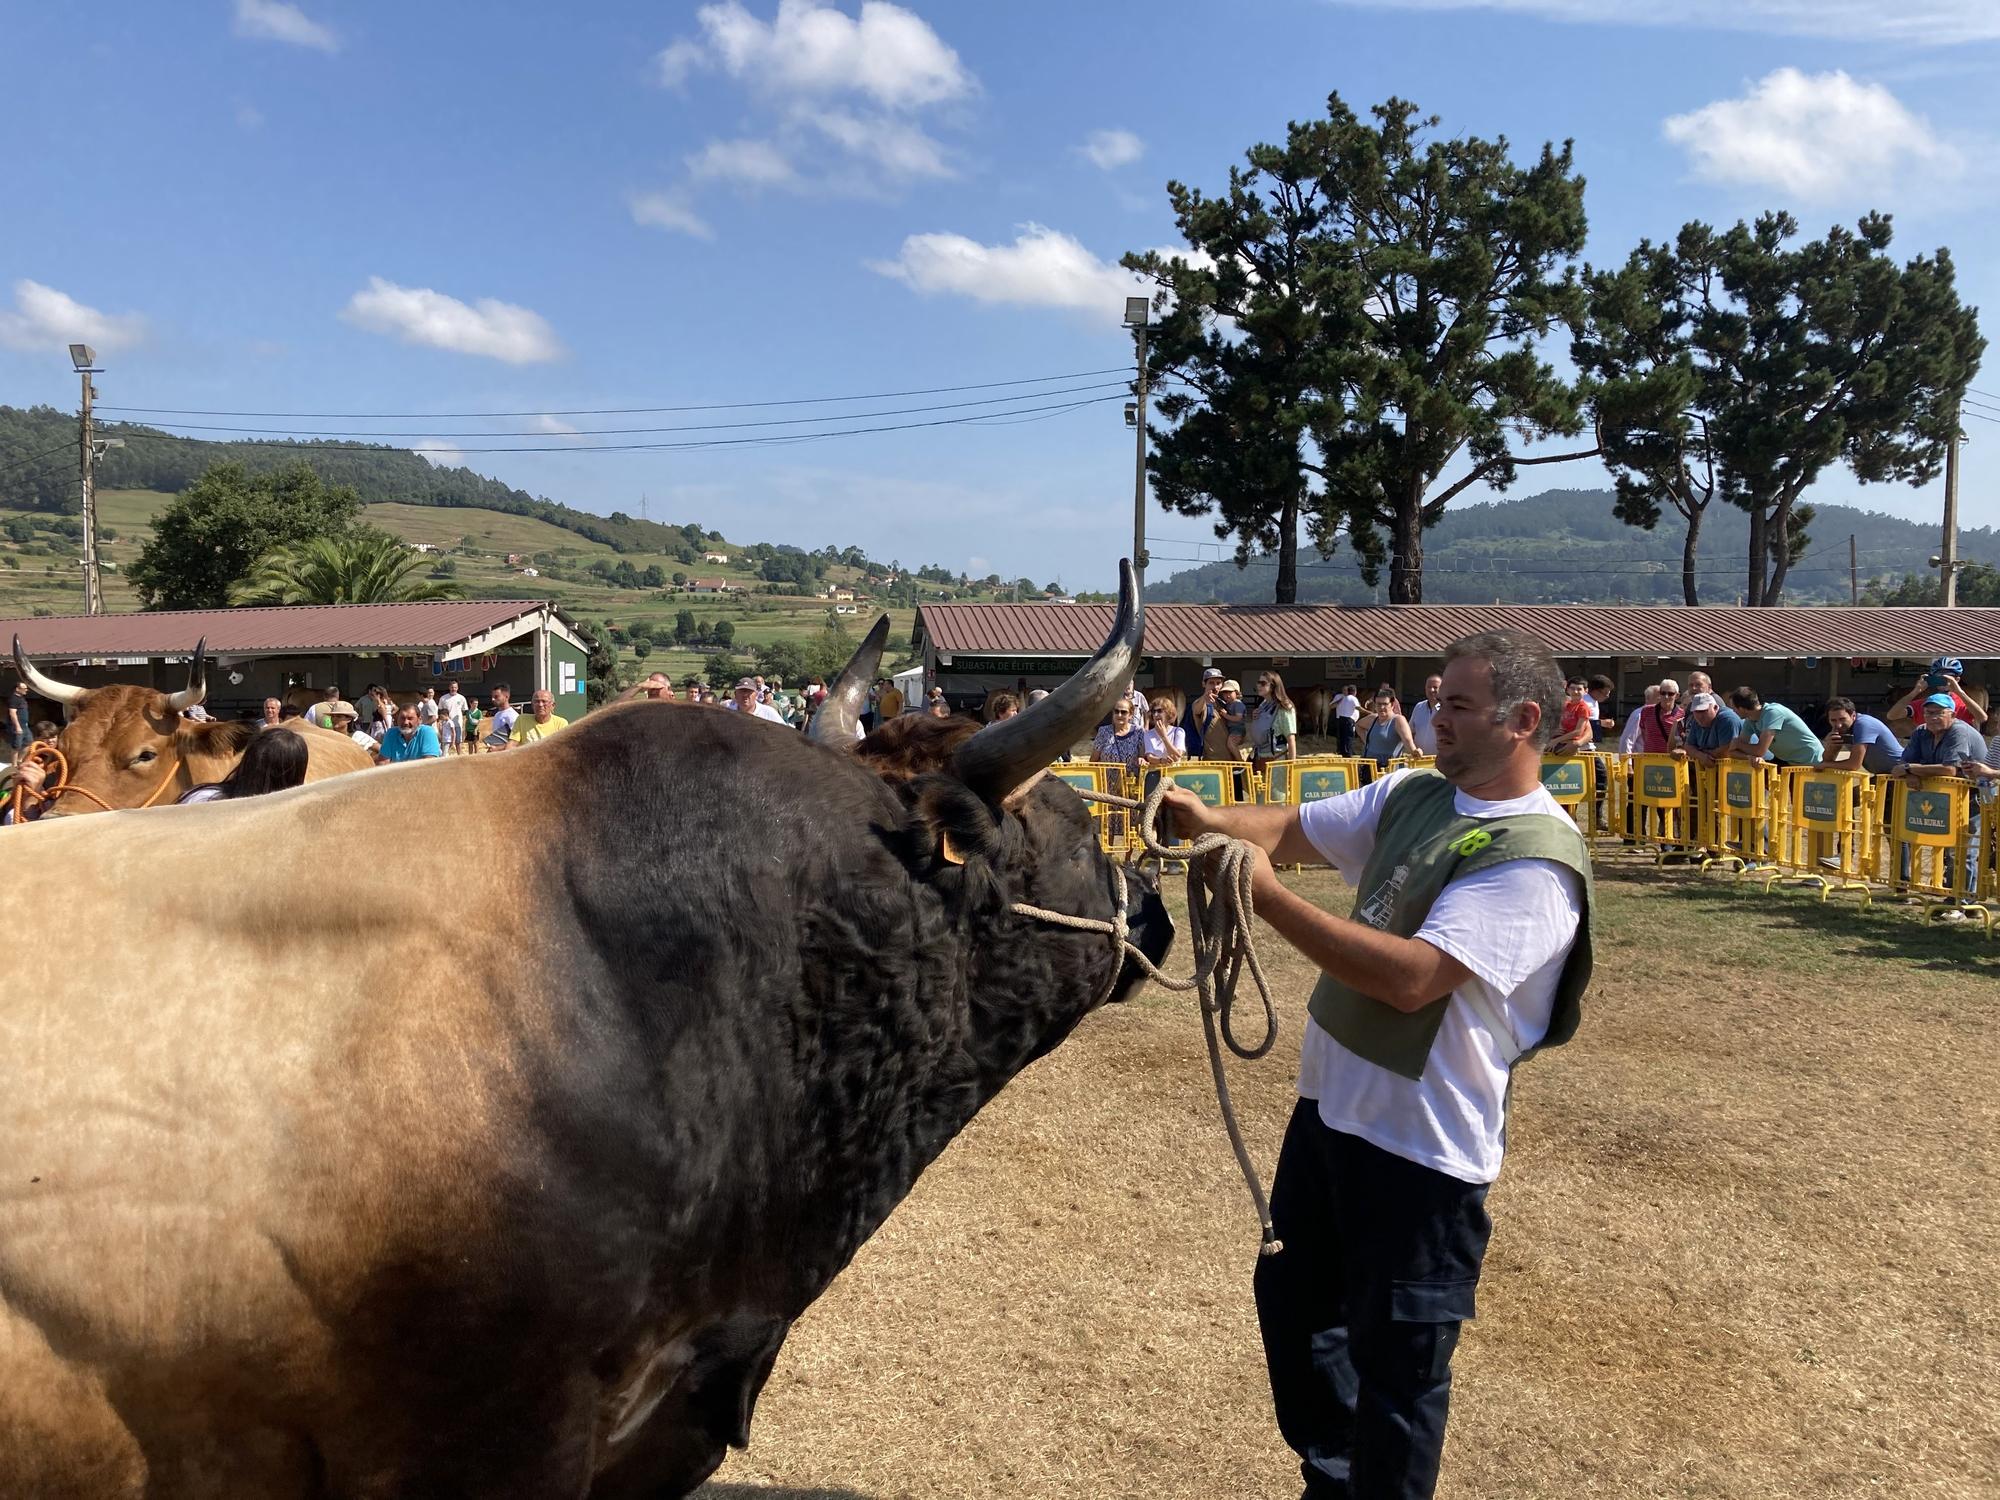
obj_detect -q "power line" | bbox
[0,441,76,483]
[100,394,1122,457]
[105,380,1131,440]
[94,366,1133,421]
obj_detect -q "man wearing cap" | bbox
[1888,658,1988,736]
[1188,669,1227,759]
[1897,694,1992,780]
[726,678,785,723]
[1676,692,1742,768]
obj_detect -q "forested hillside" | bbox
[1151,489,1999,605]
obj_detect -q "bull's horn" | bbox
[163,638,208,713]
[808,615,891,745]
[955,558,1142,804]
[11,635,89,707]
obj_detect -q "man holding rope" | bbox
[1162,629,1594,1500]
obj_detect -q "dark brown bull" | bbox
[11,637,374,813]
[0,564,1173,1498]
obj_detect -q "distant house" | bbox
[505,553,526,566]
[702,551,730,564]
[409,542,440,554]
[690,578,740,595]
[517,567,540,578]
[833,604,859,616]
[827,585,856,601]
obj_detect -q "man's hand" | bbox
[1159,783,1220,837]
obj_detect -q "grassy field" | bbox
[694,854,1998,1500]
[0,492,919,683]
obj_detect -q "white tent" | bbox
[892,663,925,712]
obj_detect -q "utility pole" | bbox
[69,344,104,615]
[1123,297,1151,584]
[1850,534,1858,606]
[1940,410,1962,607]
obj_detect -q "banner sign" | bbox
[1297,768,1352,802]
[1724,769,1756,811]
[1539,759,1588,801]
[1900,787,1960,844]
[1165,767,1230,806]
[1638,762,1682,803]
[1798,778,1843,824]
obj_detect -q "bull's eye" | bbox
[131,749,157,766]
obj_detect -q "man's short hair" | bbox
[1727,686,1761,712]
[1587,674,1614,695]
[1826,696,1856,715]
[1443,629,1565,749]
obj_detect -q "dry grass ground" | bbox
[699,856,1999,1500]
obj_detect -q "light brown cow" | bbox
[0,580,1176,1498]
[11,639,375,813]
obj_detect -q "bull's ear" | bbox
[908,776,1001,869]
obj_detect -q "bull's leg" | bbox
[0,1303,146,1500]
[587,1315,789,1500]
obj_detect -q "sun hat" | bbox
[1923,692,1958,710]
[1688,692,1720,711]
[325,700,358,721]
[1220,679,1241,693]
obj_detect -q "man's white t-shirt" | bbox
[1295,770,1583,1185]
[726,700,786,723]
[1409,699,1440,754]
[1618,705,1647,755]
[1334,693,1361,722]
[439,692,468,724]
[416,696,439,725]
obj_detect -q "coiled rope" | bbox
[1009,776,1283,1256]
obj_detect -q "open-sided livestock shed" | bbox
[3,600,591,723]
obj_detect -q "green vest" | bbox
[1307,771,1596,1082]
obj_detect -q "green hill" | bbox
[1150,488,1995,605]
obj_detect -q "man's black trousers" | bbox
[1254,1100,1493,1500]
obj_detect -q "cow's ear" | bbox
[908,775,1002,868]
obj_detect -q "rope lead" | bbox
[1012,777,1283,1256]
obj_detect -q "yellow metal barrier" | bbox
[1709,761,1780,875]
[1774,767,1878,906]
[1886,777,1991,930]
[1626,754,1695,859]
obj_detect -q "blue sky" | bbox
[3,0,1999,592]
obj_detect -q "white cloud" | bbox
[526,415,583,439]
[869,224,1154,324]
[417,441,467,468]
[1078,129,1144,171]
[232,0,339,52]
[339,277,564,365]
[1323,0,2000,44]
[803,109,952,179]
[235,102,266,131]
[628,189,714,239]
[1663,69,1961,198]
[666,0,973,109]
[0,280,147,354]
[686,137,797,187]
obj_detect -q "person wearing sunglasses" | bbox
[1091,698,1146,775]
[1637,678,1683,754]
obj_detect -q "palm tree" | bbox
[232,530,466,605]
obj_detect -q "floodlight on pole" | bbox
[68,344,96,371]
[1123,297,1150,329]
[69,346,105,614]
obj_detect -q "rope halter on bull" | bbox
[1010,774,1284,1257]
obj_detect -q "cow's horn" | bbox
[808,615,891,745]
[11,635,89,707]
[955,558,1142,804]
[163,638,208,713]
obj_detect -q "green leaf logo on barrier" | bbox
[1800,780,1840,823]
[1540,760,1585,799]
[1170,770,1227,806]
[1902,791,1955,839]
[1299,770,1349,802]
[1725,770,1753,810]
[1641,764,1679,800]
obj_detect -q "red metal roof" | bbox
[2,600,563,658]
[916,602,2000,661]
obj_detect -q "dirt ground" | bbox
[699,859,2000,1500]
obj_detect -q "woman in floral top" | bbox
[1091,697,1146,775]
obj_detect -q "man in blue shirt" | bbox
[1898,694,1993,780]
[1821,697,1902,775]
[1721,688,1821,767]
[1676,692,1743,766]
[376,702,443,764]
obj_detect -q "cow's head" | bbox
[811,564,1174,1061]
[12,638,254,814]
